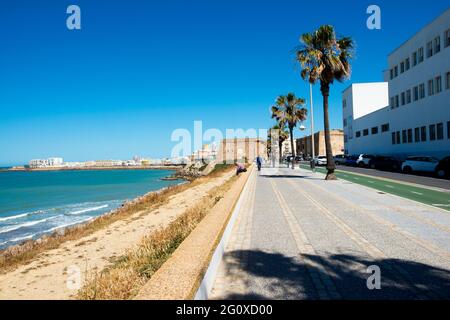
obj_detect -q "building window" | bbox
[394,66,398,77]
[381,123,390,132]
[372,127,378,135]
[421,126,427,142]
[343,119,347,127]
[400,62,405,73]
[405,58,410,70]
[401,92,405,105]
[445,29,450,48]
[413,52,418,66]
[427,41,433,58]
[395,95,399,107]
[430,124,436,141]
[419,84,425,99]
[356,131,361,138]
[402,130,407,144]
[414,127,420,142]
[448,121,450,139]
[446,72,450,90]
[363,129,369,136]
[436,76,442,93]
[407,129,413,143]
[390,97,395,108]
[428,79,435,96]
[390,69,394,80]
[343,99,347,108]
[406,89,412,104]
[414,86,419,101]
[396,131,401,144]
[437,123,444,140]
[418,47,424,63]
[392,132,396,145]
[435,36,441,54]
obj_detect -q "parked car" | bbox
[356,154,376,168]
[368,156,402,171]
[314,156,327,166]
[333,155,347,165]
[345,155,359,166]
[401,156,439,174]
[435,157,450,178]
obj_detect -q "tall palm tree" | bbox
[271,93,308,169]
[296,25,353,180]
[269,123,289,162]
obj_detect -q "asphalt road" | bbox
[210,167,450,300]
[300,162,450,191]
[299,165,450,211]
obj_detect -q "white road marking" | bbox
[433,204,450,207]
[411,191,423,196]
[385,185,394,189]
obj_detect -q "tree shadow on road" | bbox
[218,250,450,300]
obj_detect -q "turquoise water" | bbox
[0,170,181,249]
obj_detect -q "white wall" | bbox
[343,8,450,159]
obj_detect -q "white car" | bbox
[401,156,439,174]
[356,154,376,167]
[314,156,327,166]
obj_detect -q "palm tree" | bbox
[296,25,353,180]
[271,93,308,169]
[268,123,289,162]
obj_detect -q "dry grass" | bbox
[77,174,236,300]
[0,164,234,274]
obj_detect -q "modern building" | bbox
[217,138,267,164]
[29,157,64,168]
[296,130,345,157]
[343,8,450,159]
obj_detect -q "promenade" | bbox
[210,166,450,300]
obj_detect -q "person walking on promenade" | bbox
[256,155,263,171]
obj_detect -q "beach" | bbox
[0,167,235,299]
[0,169,182,250]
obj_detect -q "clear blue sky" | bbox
[1,0,448,166]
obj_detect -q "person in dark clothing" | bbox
[235,162,247,176]
[256,156,262,171]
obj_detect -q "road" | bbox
[301,162,450,191]
[209,167,450,300]
[299,165,450,211]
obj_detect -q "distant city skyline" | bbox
[1,1,449,166]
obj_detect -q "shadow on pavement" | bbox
[219,250,450,300]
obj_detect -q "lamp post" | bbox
[309,83,316,172]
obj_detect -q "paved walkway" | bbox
[209,167,450,300]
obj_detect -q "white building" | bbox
[29,159,49,168]
[343,8,450,159]
[47,157,63,166]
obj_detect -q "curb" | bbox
[194,167,255,300]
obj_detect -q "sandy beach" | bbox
[0,169,235,300]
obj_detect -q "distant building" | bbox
[47,157,63,166]
[217,138,267,164]
[29,159,49,168]
[29,157,64,168]
[342,8,450,158]
[296,130,344,157]
[281,139,296,158]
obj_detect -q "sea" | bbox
[0,169,182,249]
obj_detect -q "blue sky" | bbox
[0,0,449,166]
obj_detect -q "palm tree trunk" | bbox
[279,141,283,165]
[321,82,337,180]
[289,127,295,169]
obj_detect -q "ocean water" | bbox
[0,169,182,249]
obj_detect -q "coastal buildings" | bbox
[296,130,345,157]
[342,8,450,158]
[217,138,267,164]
